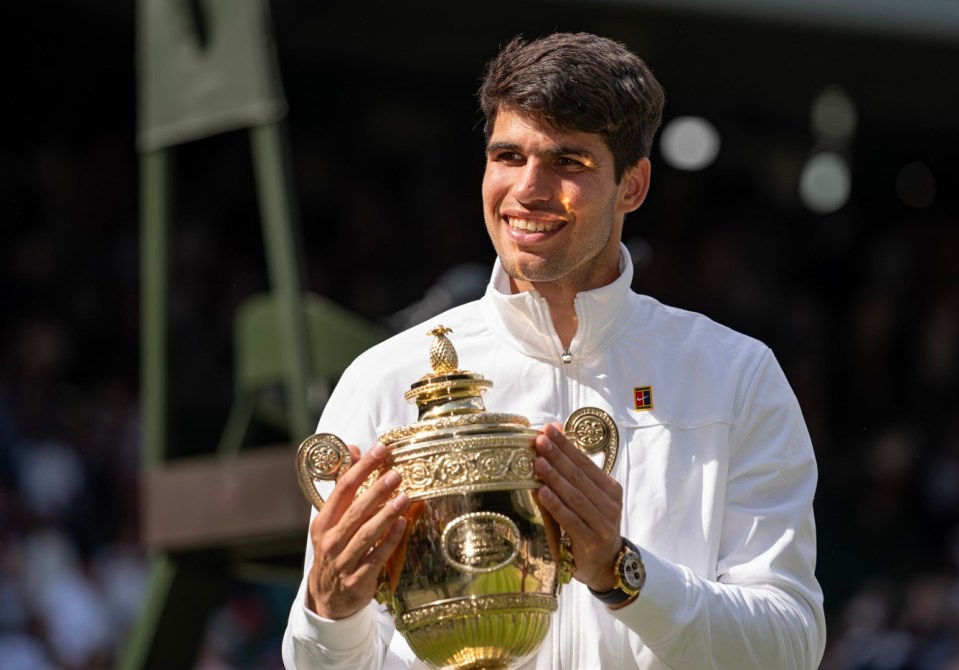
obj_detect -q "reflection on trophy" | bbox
[296,326,619,669]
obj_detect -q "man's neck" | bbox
[509,277,580,349]
[504,247,623,350]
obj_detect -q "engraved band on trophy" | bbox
[296,326,619,670]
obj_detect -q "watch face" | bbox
[621,553,645,589]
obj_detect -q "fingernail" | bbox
[545,423,561,438]
[371,443,387,458]
[382,470,401,487]
[535,457,552,473]
[391,492,409,511]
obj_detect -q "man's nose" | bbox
[514,161,552,202]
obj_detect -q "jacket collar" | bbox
[482,244,636,361]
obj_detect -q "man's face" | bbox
[482,108,647,295]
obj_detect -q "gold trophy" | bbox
[296,326,618,669]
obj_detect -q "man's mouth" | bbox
[506,217,562,233]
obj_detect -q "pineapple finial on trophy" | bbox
[427,325,458,373]
[404,325,492,419]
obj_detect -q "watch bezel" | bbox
[617,544,646,593]
[587,537,645,605]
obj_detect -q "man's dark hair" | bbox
[478,32,666,181]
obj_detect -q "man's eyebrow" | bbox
[485,141,599,163]
[486,141,519,154]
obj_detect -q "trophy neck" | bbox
[405,372,494,421]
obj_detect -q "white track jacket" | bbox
[283,245,826,669]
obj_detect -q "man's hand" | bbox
[307,442,411,619]
[533,422,623,592]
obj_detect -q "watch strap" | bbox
[588,583,632,604]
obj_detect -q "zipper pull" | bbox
[562,348,573,364]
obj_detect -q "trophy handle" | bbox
[296,433,354,511]
[564,407,620,474]
[549,407,620,585]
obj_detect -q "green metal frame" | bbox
[120,121,310,669]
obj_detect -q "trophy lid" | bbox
[377,326,531,446]
[403,326,493,419]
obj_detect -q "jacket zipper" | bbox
[561,295,583,415]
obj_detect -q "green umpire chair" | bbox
[128,291,386,669]
[217,290,388,456]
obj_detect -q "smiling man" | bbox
[482,109,649,348]
[283,32,825,669]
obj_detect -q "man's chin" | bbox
[507,262,563,285]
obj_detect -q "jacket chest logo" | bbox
[633,386,653,411]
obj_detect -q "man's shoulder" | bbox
[631,292,761,342]
[629,292,769,360]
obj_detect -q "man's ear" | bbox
[620,158,651,214]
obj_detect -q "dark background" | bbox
[2,1,958,668]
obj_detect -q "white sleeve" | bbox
[281,357,419,669]
[281,544,416,669]
[282,569,384,668]
[612,349,826,670]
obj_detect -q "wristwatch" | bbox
[588,538,646,607]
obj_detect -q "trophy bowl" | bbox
[296,326,618,670]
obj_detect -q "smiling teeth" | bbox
[509,218,558,232]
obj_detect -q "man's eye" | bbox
[492,151,524,163]
[556,157,589,170]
